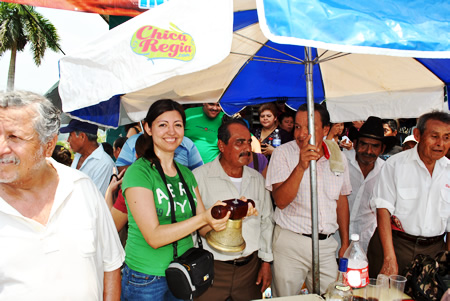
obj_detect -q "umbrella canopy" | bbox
[59,0,234,126]
[63,3,450,127]
[256,0,450,121]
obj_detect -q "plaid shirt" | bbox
[266,141,351,235]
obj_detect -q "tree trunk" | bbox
[7,43,17,92]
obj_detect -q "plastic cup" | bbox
[389,275,407,301]
[376,274,389,288]
[365,278,382,301]
[376,274,390,300]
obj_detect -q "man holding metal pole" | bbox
[266,103,351,297]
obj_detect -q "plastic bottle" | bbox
[272,129,281,147]
[343,234,369,288]
[267,137,273,146]
[325,258,353,301]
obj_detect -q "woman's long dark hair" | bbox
[142,99,186,165]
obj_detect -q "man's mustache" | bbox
[0,156,20,165]
[239,151,251,158]
[361,152,377,158]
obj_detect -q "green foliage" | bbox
[0,3,60,64]
[0,3,61,90]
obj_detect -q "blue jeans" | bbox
[121,264,187,301]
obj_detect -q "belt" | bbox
[223,253,255,267]
[393,231,445,246]
[302,233,332,240]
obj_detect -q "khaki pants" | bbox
[272,225,338,297]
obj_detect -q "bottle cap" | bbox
[350,234,360,241]
[338,258,348,272]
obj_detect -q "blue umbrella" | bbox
[67,5,450,127]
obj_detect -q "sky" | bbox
[0,6,109,95]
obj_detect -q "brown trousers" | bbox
[367,228,445,278]
[195,252,262,301]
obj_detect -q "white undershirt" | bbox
[229,176,242,194]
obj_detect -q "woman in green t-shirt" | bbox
[120,99,231,301]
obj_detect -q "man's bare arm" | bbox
[104,268,121,301]
[272,134,320,209]
[336,194,350,257]
[272,165,305,209]
[377,208,398,276]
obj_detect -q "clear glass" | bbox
[326,259,353,301]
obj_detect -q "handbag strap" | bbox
[153,160,203,260]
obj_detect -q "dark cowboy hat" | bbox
[348,116,397,150]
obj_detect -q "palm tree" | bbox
[0,3,61,91]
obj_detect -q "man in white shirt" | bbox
[335,116,396,253]
[193,118,273,301]
[368,111,450,277]
[0,91,124,300]
[60,119,115,195]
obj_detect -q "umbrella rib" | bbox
[252,58,304,64]
[316,52,351,63]
[234,32,305,63]
[230,52,304,64]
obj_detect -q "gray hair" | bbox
[0,91,61,143]
[74,130,98,142]
[416,110,450,135]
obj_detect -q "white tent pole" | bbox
[305,46,320,294]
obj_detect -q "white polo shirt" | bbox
[0,159,125,300]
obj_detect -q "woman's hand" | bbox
[205,201,230,232]
[109,168,125,193]
[261,143,275,156]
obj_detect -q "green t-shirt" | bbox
[122,157,198,276]
[184,106,224,163]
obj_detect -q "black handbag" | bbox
[404,251,449,301]
[154,161,214,300]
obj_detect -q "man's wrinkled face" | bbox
[203,103,222,119]
[414,119,450,164]
[355,137,385,166]
[218,123,252,167]
[67,131,83,153]
[0,107,47,184]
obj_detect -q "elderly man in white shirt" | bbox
[0,91,124,300]
[367,111,450,277]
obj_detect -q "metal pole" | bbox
[305,46,320,294]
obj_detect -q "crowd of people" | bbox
[0,90,449,301]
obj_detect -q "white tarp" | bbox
[59,0,233,112]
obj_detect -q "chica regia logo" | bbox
[131,23,196,61]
